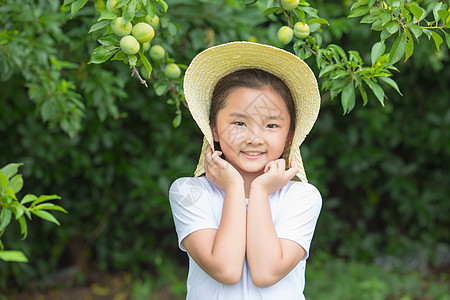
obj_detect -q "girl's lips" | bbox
[241,151,265,159]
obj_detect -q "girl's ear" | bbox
[210,123,219,142]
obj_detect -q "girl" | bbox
[169,41,322,299]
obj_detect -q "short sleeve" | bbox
[275,182,322,260]
[169,177,218,252]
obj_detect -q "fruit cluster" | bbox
[104,0,181,80]
[276,0,310,45]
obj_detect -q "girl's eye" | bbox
[234,121,246,126]
[267,124,278,129]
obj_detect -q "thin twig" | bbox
[131,66,148,87]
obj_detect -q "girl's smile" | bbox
[211,87,292,180]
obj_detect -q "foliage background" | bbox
[0,0,449,298]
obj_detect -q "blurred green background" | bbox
[1,0,449,299]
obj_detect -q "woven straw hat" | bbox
[184,41,320,182]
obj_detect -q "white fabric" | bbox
[169,176,322,300]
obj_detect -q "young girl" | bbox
[169,42,322,299]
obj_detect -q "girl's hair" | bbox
[209,68,296,133]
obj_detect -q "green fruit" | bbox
[142,42,151,52]
[277,26,294,45]
[145,15,160,29]
[293,22,310,39]
[149,45,165,60]
[120,35,140,55]
[132,22,155,44]
[106,0,119,12]
[165,63,181,79]
[111,17,132,37]
[281,0,299,10]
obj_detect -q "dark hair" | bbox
[209,68,296,133]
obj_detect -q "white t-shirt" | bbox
[169,176,322,300]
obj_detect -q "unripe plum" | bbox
[281,0,299,11]
[277,26,294,44]
[145,15,160,30]
[111,17,132,37]
[132,22,155,44]
[165,63,181,79]
[293,22,310,39]
[120,35,140,55]
[149,45,165,61]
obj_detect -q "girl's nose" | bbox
[246,125,264,145]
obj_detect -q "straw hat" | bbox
[183,41,320,182]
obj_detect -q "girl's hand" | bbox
[205,145,243,192]
[251,156,299,196]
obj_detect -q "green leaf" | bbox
[122,0,137,24]
[21,194,38,205]
[70,0,88,19]
[409,5,425,22]
[385,21,399,34]
[380,11,392,25]
[145,0,156,17]
[1,163,23,180]
[34,204,68,213]
[432,2,443,23]
[371,19,385,31]
[388,33,407,65]
[7,174,23,194]
[405,32,414,61]
[371,41,385,64]
[156,0,168,13]
[364,78,385,106]
[319,64,335,78]
[358,85,368,106]
[154,84,168,96]
[307,18,329,25]
[348,50,363,65]
[445,32,450,50]
[18,216,28,240]
[31,210,60,226]
[63,0,77,6]
[263,7,281,16]
[348,6,370,18]
[438,10,450,25]
[302,7,319,18]
[379,76,403,96]
[98,9,118,21]
[0,207,12,232]
[111,50,127,61]
[138,52,152,77]
[406,22,423,39]
[98,35,119,46]
[88,46,118,64]
[0,172,8,191]
[89,20,110,33]
[329,44,348,63]
[341,82,356,114]
[431,31,443,51]
[30,195,61,207]
[360,14,379,24]
[0,250,29,262]
[172,114,182,128]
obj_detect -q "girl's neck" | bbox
[239,170,264,199]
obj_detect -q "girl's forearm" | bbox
[211,184,247,282]
[246,187,284,287]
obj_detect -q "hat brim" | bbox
[184,41,320,182]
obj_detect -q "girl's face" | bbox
[211,87,292,177]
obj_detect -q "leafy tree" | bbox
[0,0,448,289]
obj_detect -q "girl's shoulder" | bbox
[169,176,217,200]
[284,180,321,196]
[277,180,322,206]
